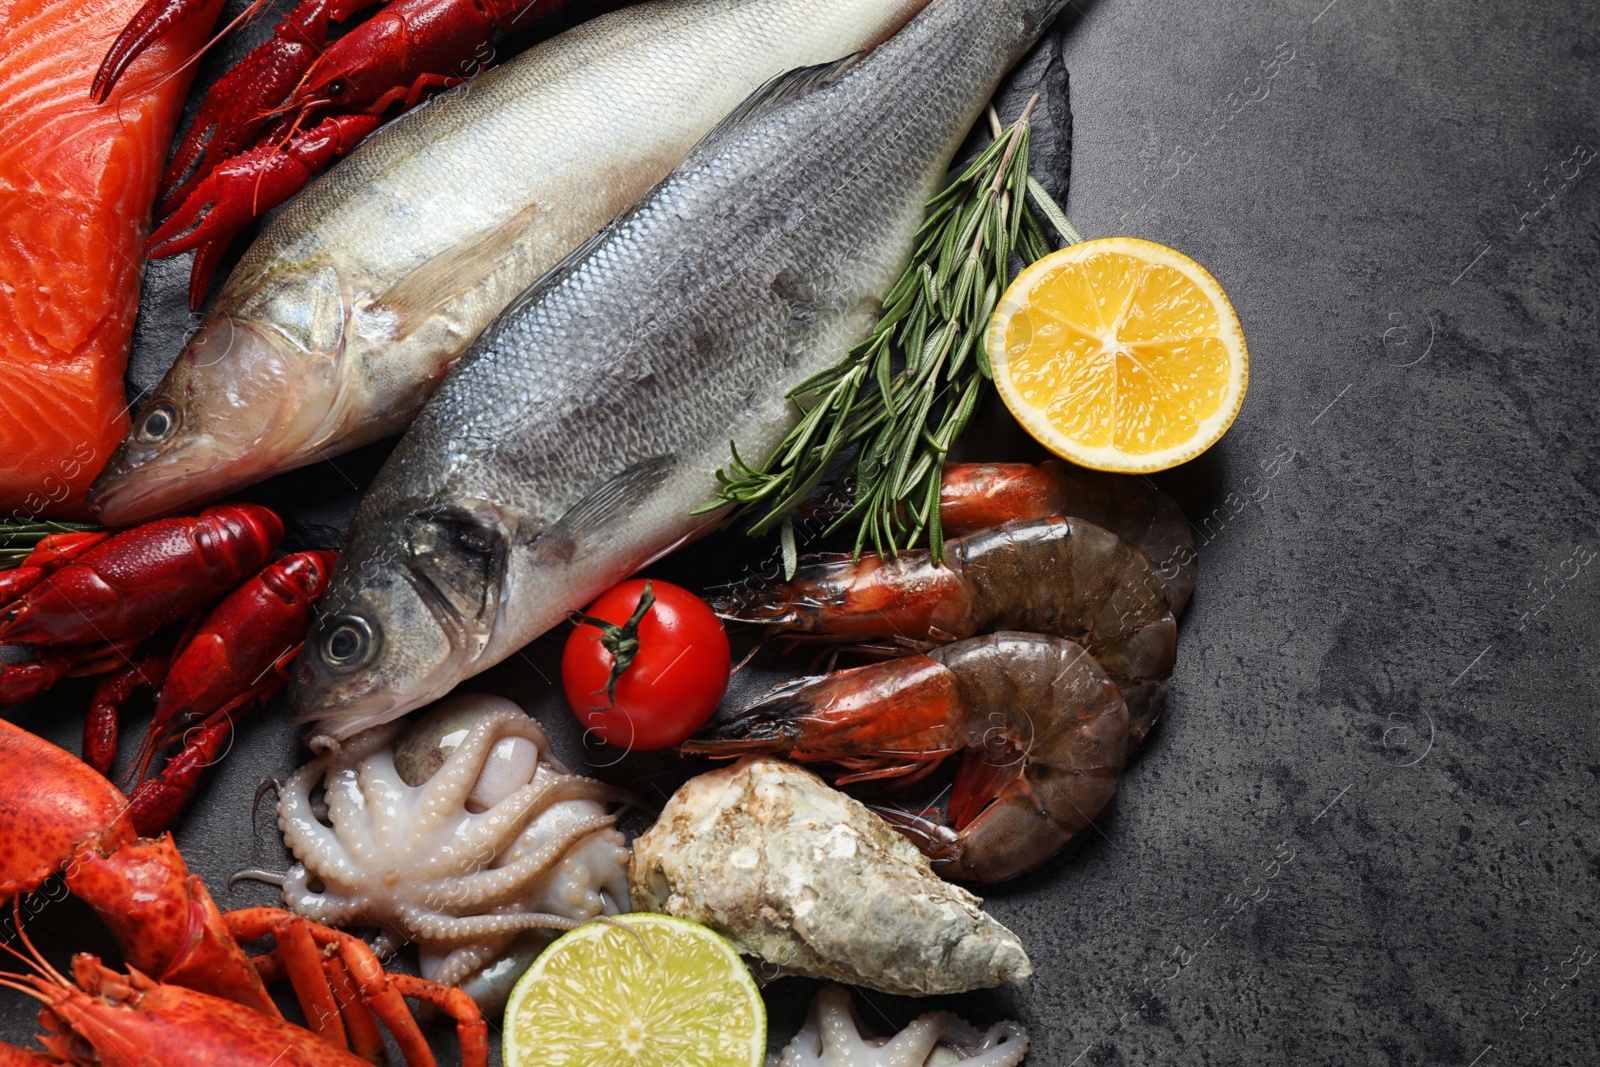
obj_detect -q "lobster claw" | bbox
[149,114,383,307]
[92,0,219,102]
[0,719,280,1017]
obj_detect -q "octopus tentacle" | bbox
[392,905,584,943]
[443,776,583,876]
[282,864,372,927]
[483,775,634,843]
[347,755,407,860]
[413,813,620,912]
[414,709,553,820]
[424,940,512,992]
[280,763,373,893]
[267,694,633,1012]
[781,985,1029,1067]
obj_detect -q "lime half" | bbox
[503,914,765,1067]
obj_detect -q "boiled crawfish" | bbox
[0,719,488,1066]
[0,505,333,833]
[92,0,627,306]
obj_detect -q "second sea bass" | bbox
[86,0,930,525]
[287,0,1071,738]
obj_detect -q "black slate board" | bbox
[8,0,1600,1064]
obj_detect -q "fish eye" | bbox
[322,616,376,670]
[135,400,179,443]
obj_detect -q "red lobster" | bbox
[92,0,626,307]
[0,505,335,834]
[0,719,488,1066]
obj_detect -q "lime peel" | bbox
[503,913,765,1067]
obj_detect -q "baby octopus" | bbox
[781,985,1029,1067]
[266,694,631,1010]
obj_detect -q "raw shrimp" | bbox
[938,460,1196,613]
[684,632,1129,882]
[712,515,1176,745]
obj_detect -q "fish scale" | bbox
[87,0,931,526]
[287,0,1072,738]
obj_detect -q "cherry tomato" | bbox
[561,578,730,750]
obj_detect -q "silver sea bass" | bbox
[288,0,1070,738]
[86,0,929,526]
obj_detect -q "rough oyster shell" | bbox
[629,757,1032,996]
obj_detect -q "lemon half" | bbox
[503,914,765,1067]
[987,236,1248,473]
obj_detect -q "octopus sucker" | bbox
[630,758,1031,997]
[272,693,632,1010]
[782,985,1029,1067]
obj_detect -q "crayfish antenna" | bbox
[124,732,164,794]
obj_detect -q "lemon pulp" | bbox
[988,236,1248,473]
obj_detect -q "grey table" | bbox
[5,0,1597,1064]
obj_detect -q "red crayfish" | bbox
[0,719,487,1066]
[91,0,629,307]
[0,504,334,834]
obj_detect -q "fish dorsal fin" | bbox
[698,53,865,147]
[372,201,543,339]
[532,454,677,563]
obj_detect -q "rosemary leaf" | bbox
[0,519,101,570]
[706,93,1080,572]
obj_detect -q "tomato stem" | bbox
[567,581,656,710]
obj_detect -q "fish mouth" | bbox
[283,655,459,742]
[286,677,408,740]
[90,315,345,525]
[88,438,266,525]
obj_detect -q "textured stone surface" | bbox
[5,1,1598,1065]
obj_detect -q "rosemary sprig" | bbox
[702,95,1075,571]
[0,519,100,569]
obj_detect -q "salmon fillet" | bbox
[0,0,220,518]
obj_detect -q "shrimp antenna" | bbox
[729,635,766,676]
[591,917,658,966]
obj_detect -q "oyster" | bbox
[629,758,1031,996]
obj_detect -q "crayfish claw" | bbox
[92,0,214,102]
[187,238,230,310]
[149,113,383,308]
